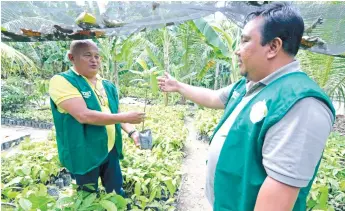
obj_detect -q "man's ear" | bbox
[68,53,74,62]
[267,37,283,59]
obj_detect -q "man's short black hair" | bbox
[245,2,304,56]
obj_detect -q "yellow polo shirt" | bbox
[49,69,115,152]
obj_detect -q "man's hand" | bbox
[121,112,145,124]
[158,72,180,92]
[130,131,140,148]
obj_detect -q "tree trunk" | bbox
[113,60,119,87]
[214,63,219,90]
[163,28,170,106]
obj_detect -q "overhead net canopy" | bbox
[1,1,345,58]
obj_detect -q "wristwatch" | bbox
[128,130,137,138]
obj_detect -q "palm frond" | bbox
[1,42,38,76]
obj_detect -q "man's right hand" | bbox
[121,111,146,124]
[158,72,180,92]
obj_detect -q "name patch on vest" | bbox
[231,91,240,99]
[81,91,92,99]
[250,100,268,123]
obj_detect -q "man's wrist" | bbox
[128,130,137,138]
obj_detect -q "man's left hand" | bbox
[130,131,140,148]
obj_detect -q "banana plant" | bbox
[191,17,241,86]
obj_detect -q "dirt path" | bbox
[177,116,212,211]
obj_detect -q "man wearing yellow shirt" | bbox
[49,40,145,196]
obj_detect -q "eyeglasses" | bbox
[94,85,106,106]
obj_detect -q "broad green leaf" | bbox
[340,180,345,191]
[22,165,31,175]
[108,195,127,210]
[4,177,22,187]
[135,181,141,196]
[19,198,32,211]
[100,200,118,211]
[197,60,216,80]
[80,193,97,208]
[319,186,329,209]
[137,58,149,70]
[165,198,175,205]
[138,195,149,202]
[37,184,47,196]
[40,170,48,183]
[146,47,164,70]
[74,199,83,209]
[192,19,230,58]
[7,190,19,199]
[56,196,74,208]
[212,25,233,52]
[150,72,158,95]
[149,189,157,202]
[164,179,176,196]
[28,195,52,210]
[129,70,144,76]
[118,69,129,76]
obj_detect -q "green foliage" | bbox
[2,104,187,211]
[194,108,223,137]
[2,108,52,122]
[120,105,187,210]
[307,133,345,211]
[1,77,31,112]
[298,51,345,103]
[1,77,50,113]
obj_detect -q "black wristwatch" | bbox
[128,130,137,138]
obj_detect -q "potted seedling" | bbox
[130,62,161,150]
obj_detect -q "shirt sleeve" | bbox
[219,84,235,105]
[49,75,82,105]
[263,97,334,187]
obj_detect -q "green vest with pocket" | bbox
[50,69,123,175]
[210,72,335,211]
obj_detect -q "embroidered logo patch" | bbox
[250,100,268,123]
[231,91,240,99]
[81,91,91,99]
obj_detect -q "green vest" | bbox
[50,69,123,175]
[211,72,335,211]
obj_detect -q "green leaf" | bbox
[118,69,129,76]
[150,72,158,95]
[135,181,141,196]
[319,186,329,209]
[100,200,118,211]
[40,170,48,183]
[340,180,345,191]
[80,193,97,208]
[164,179,176,196]
[21,165,31,175]
[7,190,19,199]
[137,58,148,70]
[19,198,32,211]
[212,25,233,52]
[37,184,47,196]
[197,60,216,80]
[149,189,157,202]
[146,47,164,70]
[4,177,22,187]
[56,196,74,208]
[191,19,230,58]
[28,195,52,210]
[129,70,144,76]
